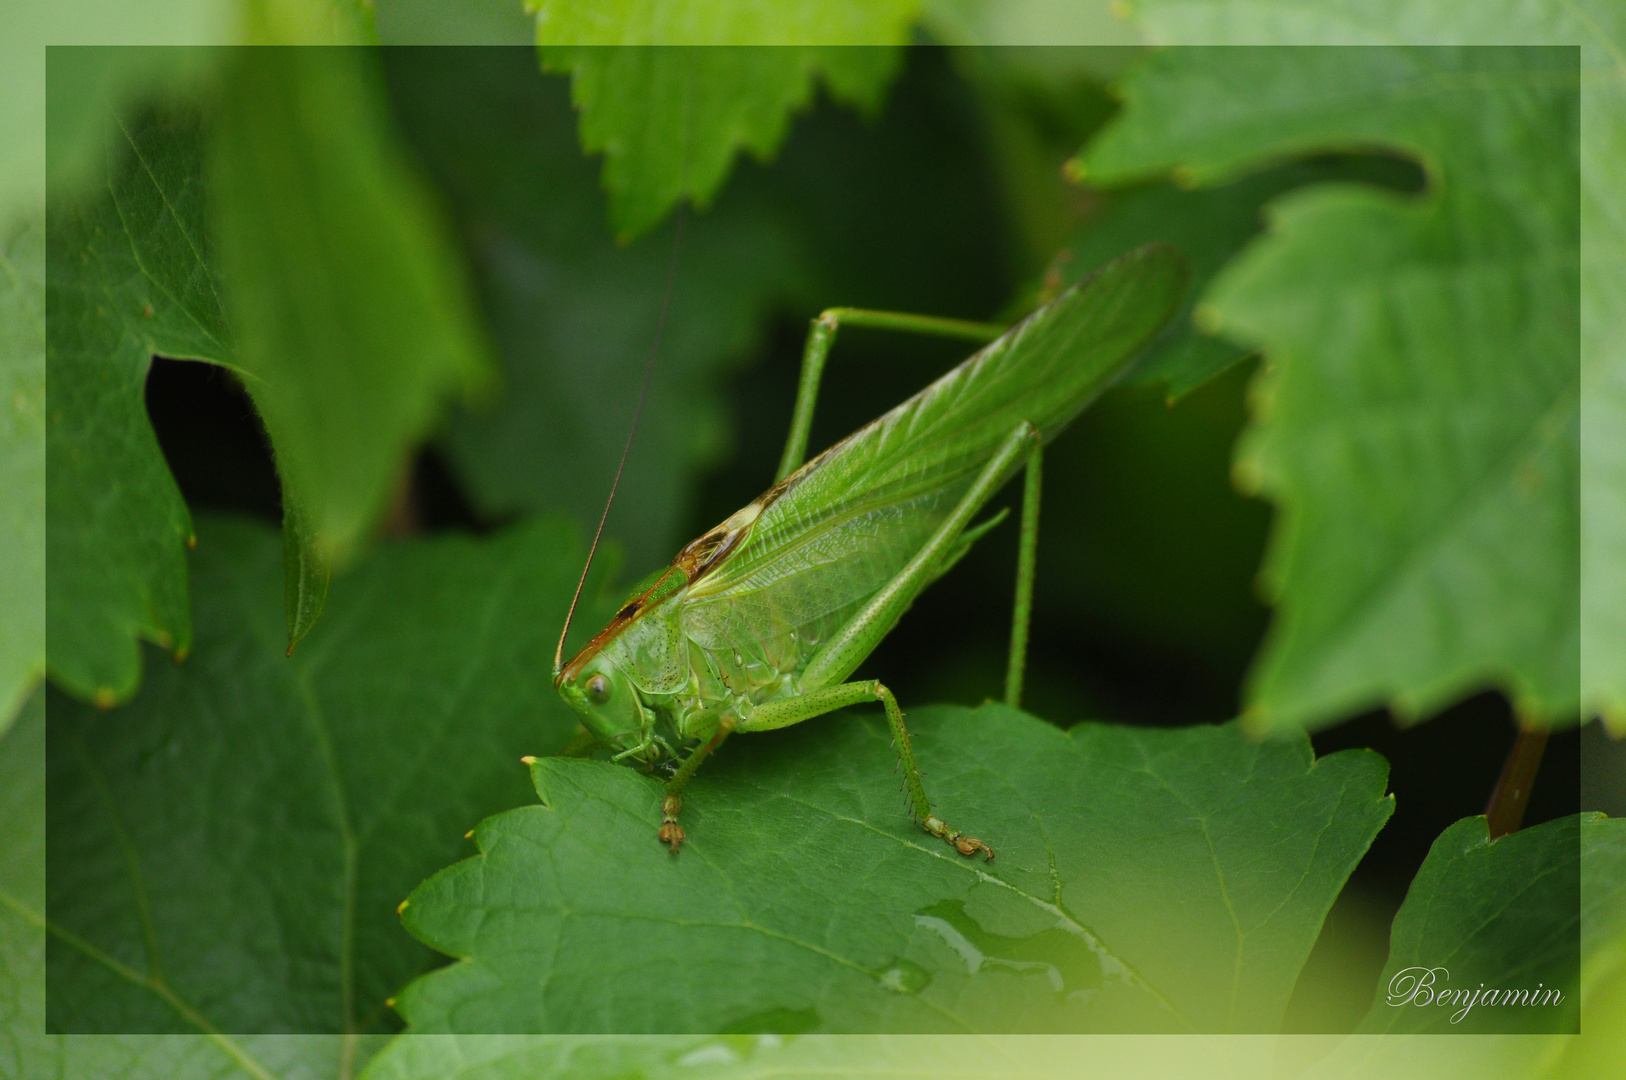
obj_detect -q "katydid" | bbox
[553,243,1186,857]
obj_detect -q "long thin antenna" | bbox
[554,202,688,676]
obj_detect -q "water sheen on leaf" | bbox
[395,706,1392,1033]
[45,516,604,1037]
[1081,44,1581,731]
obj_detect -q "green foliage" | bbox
[25,17,1600,1070]
[0,216,44,730]
[1061,156,1422,400]
[358,1030,1293,1080]
[533,1,921,239]
[1574,4,1626,733]
[211,46,491,649]
[394,707,1390,1033]
[0,694,44,1078]
[1300,815,1623,1080]
[18,1035,384,1080]
[45,49,496,699]
[386,47,1011,575]
[45,105,221,705]
[384,47,812,576]
[1358,814,1581,1034]
[1081,45,1581,732]
[373,0,532,44]
[45,516,605,1035]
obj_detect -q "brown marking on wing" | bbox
[556,467,819,686]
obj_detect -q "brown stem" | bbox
[1485,725,1550,839]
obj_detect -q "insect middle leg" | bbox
[742,681,993,860]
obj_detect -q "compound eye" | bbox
[585,673,611,705]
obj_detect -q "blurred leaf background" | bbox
[3,0,1623,1077]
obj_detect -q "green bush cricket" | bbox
[553,243,1187,857]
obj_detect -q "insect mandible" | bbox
[552,243,1186,857]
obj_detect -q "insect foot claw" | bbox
[660,793,685,853]
[922,816,994,861]
[954,835,994,861]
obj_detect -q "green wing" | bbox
[681,244,1188,664]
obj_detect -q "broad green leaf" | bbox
[1134,0,1624,743]
[1058,156,1422,400]
[359,1031,1287,1080]
[384,46,1011,577]
[1358,814,1580,1034]
[1301,815,1619,1080]
[373,0,533,44]
[0,9,231,219]
[1080,45,1580,731]
[47,48,495,696]
[922,0,1144,59]
[18,1034,385,1080]
[1574,4,1626,733]
[211,45,492,649]
[1550,813,1626,1079]
[532,5,920,240]
[45,515,605,1035]
[45,104,223,705]
[0,215,44,731]
[395,707,1392,1033]
[1,694,44,1078]
[382,47,812,577]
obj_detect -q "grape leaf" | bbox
[210,45,492,649]
[1133,0,1623,740]
[1572,4,1626,733]
[10,696,356,1080]
[531,2,921,240]
[46,48,496,700]
[1295,815,1619,1080]
[18,1035,384,1080]
[0,694,44,1079]
[1079,43,1581,731]
[373,0,533,45]
[1357,814,1581,1034]
[394,707,1391,1033]
[45,103,224,705]
[1058,155,1423,401]
[44,515,606,1037]
[0,215,44,731]
[358,1029,1292,1080]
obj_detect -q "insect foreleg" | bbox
[659,715,736,852]
[775,308,1004,481]
[1004,444,1042,709]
